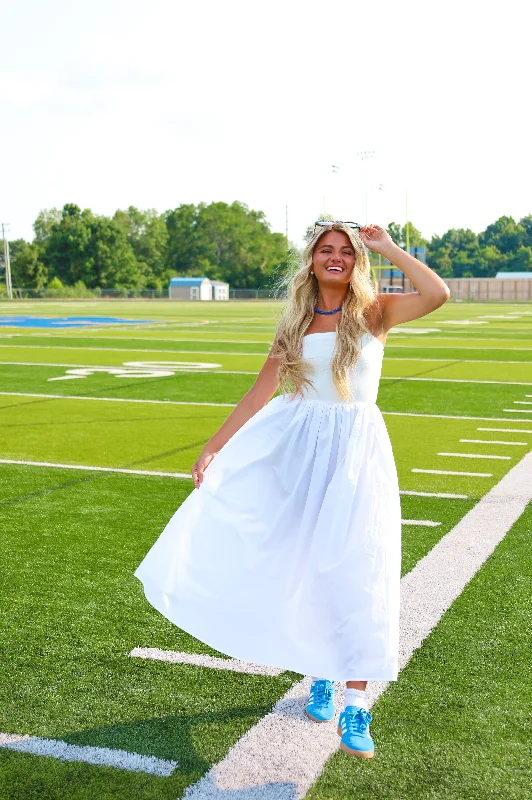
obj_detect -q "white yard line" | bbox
[0,460,473,502]
[129,648,284,676]
[383,411,532,422]
[437,452,511,460]
[3,363,532,388]
[478,427,532,434]
[502,408,532,414]
[412,469,492,477]
[0,459,470,508]
[0,459,191,479]
[0,733,177,776]
[381,377,532,386]
[0,344,269,356]
[399,490,469,499]
[0,361,255,376]
[401,519,441,527]
[513,400,532,404]
[0,391,235,407]
[9,334,532,349]
[183,451,532,800]
[1,345,532,366]
[386,343,532,351]
[460,439,527,446]
[24,335,273,345]
[2,392,532,424]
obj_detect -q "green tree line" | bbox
[3,205,532,293]
[5,201,289,293]
[385,215,532,277]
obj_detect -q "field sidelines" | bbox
[182,450,532,799]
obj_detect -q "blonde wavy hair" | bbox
[270,223,379,402]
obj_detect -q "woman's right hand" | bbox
[191,449,218,489]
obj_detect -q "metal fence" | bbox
[444,278,532,301]
[0,287,286,300]
[3,280,532,302]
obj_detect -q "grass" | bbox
[0,299,531,799]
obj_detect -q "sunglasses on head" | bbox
[313,220,362,234]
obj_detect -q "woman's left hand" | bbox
[360,224,395,256]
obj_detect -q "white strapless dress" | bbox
[134,332,401,681]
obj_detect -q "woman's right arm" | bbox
[191,345,281,488]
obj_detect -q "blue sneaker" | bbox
[337,706,374,758]
[305,679,336,723]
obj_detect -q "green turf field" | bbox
[0,299,531,799]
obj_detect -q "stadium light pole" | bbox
[377,184,385,268]
[331,164,340,216]
[405,190,410,254]
[357,150,376,224]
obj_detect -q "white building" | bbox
[168,277,229,301]
[210,280,230,300]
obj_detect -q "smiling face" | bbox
[311,230,356,285]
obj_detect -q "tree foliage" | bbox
[6,204,532,290]
[9,201,288,291]
[427,215,532,278]
[386,221,427,249]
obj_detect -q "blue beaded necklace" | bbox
[314,305,342,315]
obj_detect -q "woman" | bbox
[135,221,450,758]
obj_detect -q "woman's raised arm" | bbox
[360,224,450,331]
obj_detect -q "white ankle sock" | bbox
[344,688,368,711]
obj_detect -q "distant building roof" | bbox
[495,272,532,279]
[211,280,229,287]
[169,277,210,287]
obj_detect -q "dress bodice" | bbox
[300,331,384,404]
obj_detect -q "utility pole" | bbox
[1,223,13,300]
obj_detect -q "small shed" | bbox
[211,280,230,300]
[169,277,212,301]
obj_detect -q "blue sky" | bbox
[1,0,530,246]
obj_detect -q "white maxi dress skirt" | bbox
[134,332,402,681]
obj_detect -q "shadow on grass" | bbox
[57,702,277,775]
